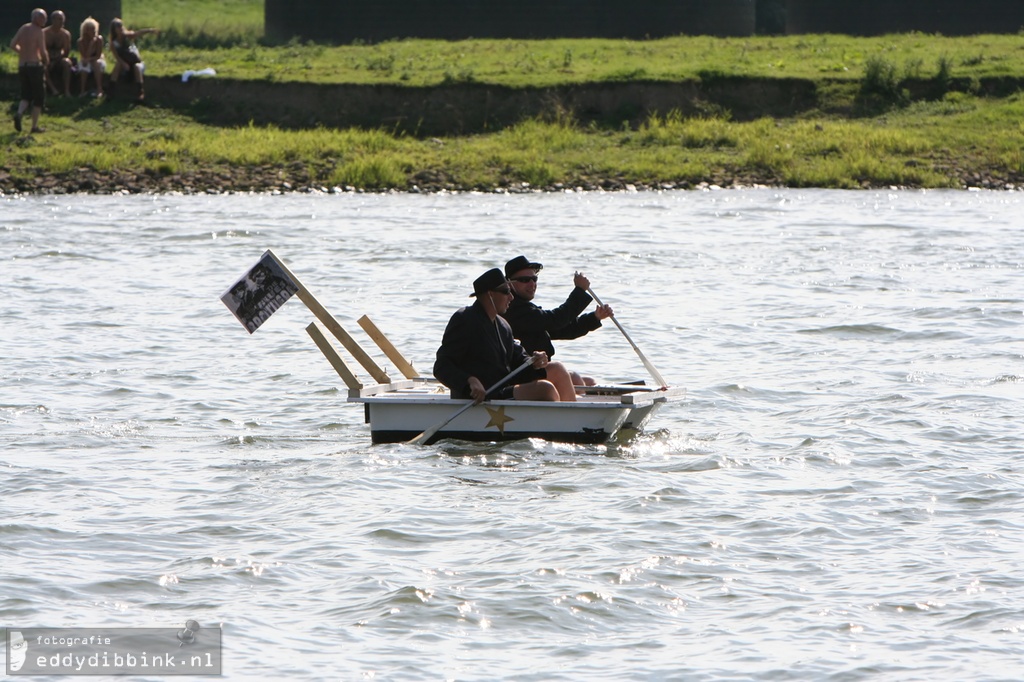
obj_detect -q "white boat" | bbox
[226,251,683,446]
[349,378,685,444]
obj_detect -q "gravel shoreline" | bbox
[2,164,1021,196]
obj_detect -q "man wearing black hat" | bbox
[433,268,576,402]
[503,255,614,387]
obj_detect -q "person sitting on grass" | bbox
[109,17,158,103]
[44,10,73,97]
[76,16,106,97]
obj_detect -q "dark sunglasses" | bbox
[491,287,512,295]
[510,276,538,283]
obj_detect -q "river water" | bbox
[2,189,1022,680]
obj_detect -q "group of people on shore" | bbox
[9,8,158,133]
[433,255,615,404]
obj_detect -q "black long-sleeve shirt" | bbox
[433,301,545,399]
[503,287,602,357]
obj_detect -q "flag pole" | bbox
[265,250,391,384]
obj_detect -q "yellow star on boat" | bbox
[484,404,514,433]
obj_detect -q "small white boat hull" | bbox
[231,262,685,446]
[350,382,684,444]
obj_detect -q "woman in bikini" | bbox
[77,17,105,97]
[109,18,158,102]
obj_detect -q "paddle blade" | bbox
[405,400,476,445]
[406,427,439,446]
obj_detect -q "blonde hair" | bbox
[81,16,99,37]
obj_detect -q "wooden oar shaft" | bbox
[407,357,535,445]
[587,288,668,388]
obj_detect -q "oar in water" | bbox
[406,357,535,445]
[587,288,668,388]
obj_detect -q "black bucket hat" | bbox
[470,268,510,297]
[504,255,543,277]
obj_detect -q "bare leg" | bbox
[569,370,598,394]
[134,64,145,101]
[513,380,559,402]
[61,60,71,96]
[543,362,577,402]
[14,101,25,131]
[109,62,121,95]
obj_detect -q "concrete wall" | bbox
[266,0,757,43]
[3,0,122,41]
[785,0,1024,36]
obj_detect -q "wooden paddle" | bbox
[406,357,535,445]
[587,288,669,388]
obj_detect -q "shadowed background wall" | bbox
[264,0,1024,43]
[6,1,1023,46]
[785,0,1024,36]
[265,0,757,43]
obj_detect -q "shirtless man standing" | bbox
[44,10,73,97]
[10,9,49,133]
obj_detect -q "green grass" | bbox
[6,24,1024,86]
[3,0,1024,191]
[121,0,264,48]
[5,90,1023,191]
[101,34,1024,86]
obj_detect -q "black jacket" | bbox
[433,301,545,399]
[503,287,601,357]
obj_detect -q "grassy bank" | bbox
[6,29,1023,87]
[3,5,1024,193]
[4,90,1022,193]
[39,0,1024,85]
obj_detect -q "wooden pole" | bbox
[305,322,362,391]
[357,315,421,379]
[267,249,391,385]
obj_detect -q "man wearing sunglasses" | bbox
[503,255,614,387]
[434,268,576,403]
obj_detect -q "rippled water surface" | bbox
[2,189,1023,680]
